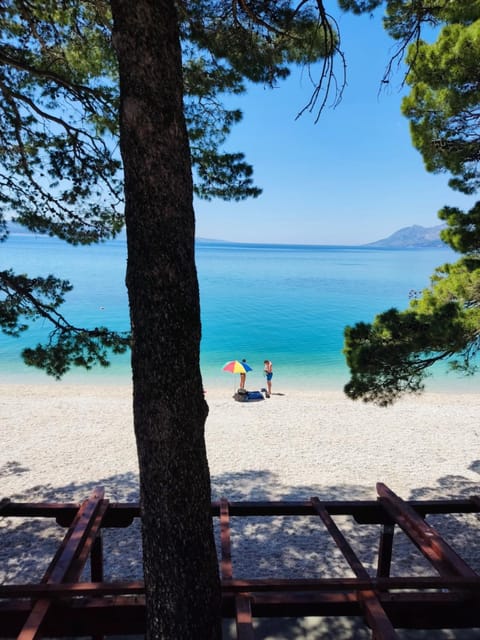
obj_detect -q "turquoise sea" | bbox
[0,234,477,393]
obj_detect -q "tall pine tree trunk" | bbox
[110,2,221,637]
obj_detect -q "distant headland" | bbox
[197,224,448,249]
[363,224,446,249]
[8,220,447,249]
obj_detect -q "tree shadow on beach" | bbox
[1,471,141,585]
[0,461,29,478]
[213,466,480,639]
[2,463,480,639]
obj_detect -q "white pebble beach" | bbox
[2,382,479,503]
[2,382,480,638]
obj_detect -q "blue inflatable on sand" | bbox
[233,389,264,402]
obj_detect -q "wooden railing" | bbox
[1,483,480,638]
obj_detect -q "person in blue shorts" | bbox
[263,360,273,397]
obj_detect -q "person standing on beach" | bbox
[264,359,273,397]
[240,359,248,389]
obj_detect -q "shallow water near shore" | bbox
[1,234,476,393]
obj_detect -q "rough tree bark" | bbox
[110,1,222,637]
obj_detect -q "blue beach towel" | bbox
[233,390,264,402]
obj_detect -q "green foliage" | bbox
[344,259,480,405]
[343,1,480,404]
[22,328,130,378]
[344,305,459,406]
[0,0,123,243]
[0,269,72,336]
[338,1,473,37]
[383,1,452,41]
[338,1,383,15]
[182,0,340,196]
[184,1,338,84]
[439,201,480,254]
[0,0,129,376]
[401,19,480,194]
[0,268,130,377]
[182,53,261,200]
[193,149,261,201]
[1,0,342,219]
[345,198,480,406]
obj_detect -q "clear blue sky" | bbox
[194,9,474,246]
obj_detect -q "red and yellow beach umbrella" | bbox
[222,360,252,390]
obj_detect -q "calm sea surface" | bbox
[0,234,475,393]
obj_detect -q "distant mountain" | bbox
[5,221,449,248]
[7,221,32,235]
[365,224,447,249]
[195,237,228,243]
[5,224,228,243]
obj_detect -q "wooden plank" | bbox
[64,499,109,582]
[3,573,480,600]
[16,487,107,640]
[377,483,478,578]
[0,581,144,599]
[311,498,370,578]
[220,498,233,581]
[212,498,478,521]
[360,591,401,640]
[1,502,137,528]
[42,487,106,583]
[223,575,480,593]
[91,534,104,583]
[469,495,480,511]
[377,524,395,579]
[310,497,399,639]
[3,592,480,637]
[235,596,255,640]
[71,499,109,640]
[15,599,51,640]
[2,488,480,638]
[3,497,477,522]
[0,596,147,638]
[220,499,256,639]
